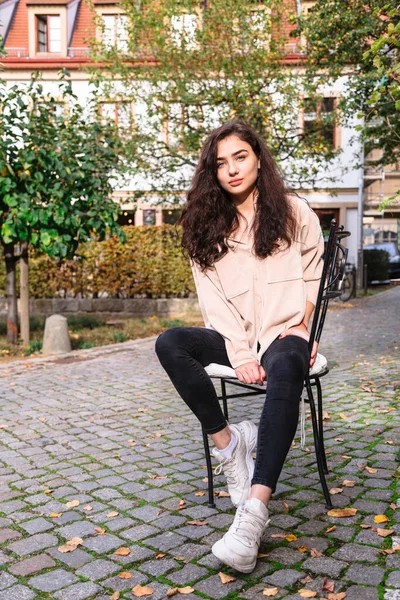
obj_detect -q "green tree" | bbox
[90,0,343,201]
[0,73,125,344]
[297,0,400,205]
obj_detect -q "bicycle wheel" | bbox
[340,273,354,302]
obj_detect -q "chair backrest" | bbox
[308,219,350,354]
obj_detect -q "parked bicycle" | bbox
[339,262,356,302]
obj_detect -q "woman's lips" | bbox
[229,179,243,187]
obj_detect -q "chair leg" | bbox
[305,378,333,509]
[315,377,328,475]
[202,427,216,508]
[221,379,229,422]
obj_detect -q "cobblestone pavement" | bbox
[0,287,399,600]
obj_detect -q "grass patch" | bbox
[0,315,203,362]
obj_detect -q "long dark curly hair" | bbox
[179,121,298,271]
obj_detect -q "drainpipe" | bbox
[357,143,365,290]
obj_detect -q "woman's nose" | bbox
[228,163,238,175]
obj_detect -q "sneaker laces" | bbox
[214,456,239,487]
[230,504,265,545]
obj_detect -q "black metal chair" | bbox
[202,219,350,509]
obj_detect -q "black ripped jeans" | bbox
[155,327,310,492]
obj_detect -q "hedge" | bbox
[363,249,390,282]
[0,225,196,298]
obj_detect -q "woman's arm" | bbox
[191,261,256,369]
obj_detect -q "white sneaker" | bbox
[212,498,270,573]
[212,421,258,507]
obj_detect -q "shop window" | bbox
[143,209,156,226]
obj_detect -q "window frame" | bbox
[300,94,341,151]
[96,7,129,53]
[28,6,67,58]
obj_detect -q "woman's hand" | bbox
[235,361,266,385]
[279,323,318,367]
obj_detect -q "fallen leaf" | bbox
[107,511,119,517]
[95,527,106,535]
[335,438,344,442]
[342,480,355,487]
[310,547,323,557]
[83,505,93,511]
[202,477,208,483]
[257,553,269,558]
[322,578,335,592]
[329,488,343,495]
[342,455,352,459]
[326,526,336,533]
[298,590,317,598]
[177,587,194,594]
[187,521,208,526]
[390,503,397,510]
[323,411,331,420]
[298,545,308,552]
[300,575,313,584]
[376,528,394,537]
[119,572,132,579]
[167,590,177,597]
[195,491,205,497]
[339,413,348,420]
[218,572,237,584]
[157,509,166,516]
[50,512,62,518]
[374,514,389,524]
[214,491,230,497]
[58,537,83,553]
[132,585,154,597]
[66,500,80,508]
[282,501,289,514]
[0,424,9,429]
[114,547,131,556]
[44,489,53,495]
[285,534,298,542]
[385,440,394,445]
[360,524,371,529]
[110,593,120,600]
[156,553,166,559]
[271,533,287,538]
[327,593,347,600]
[327,508,357,518]
[263,588,279,597]
[365,466,377,474]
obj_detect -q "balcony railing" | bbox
[4,47,28,58]
[68,47,91,58]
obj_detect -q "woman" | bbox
[155,121,324,574]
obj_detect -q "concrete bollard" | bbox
[42,314,71,355]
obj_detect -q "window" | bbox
[143,209,156,226]
[119,210,136,226]
[162,209,181,225]
[303,97,337,149]
[171,12,198,49]
[36,14,61,53]
[102,14,129,52]
[101,102,133,133]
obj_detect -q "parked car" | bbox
[364,242,400,279]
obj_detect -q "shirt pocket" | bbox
[266,245,303,283]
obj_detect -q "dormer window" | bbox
[102,14,128,52]
[36,15,61,53]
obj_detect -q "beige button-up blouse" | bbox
[191,196,325,369]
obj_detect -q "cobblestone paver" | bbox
[0,287,399,599]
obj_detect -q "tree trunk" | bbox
[4,243,18,344]
[20,241,30,346]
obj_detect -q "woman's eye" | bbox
[217,163,224,169]
[237,155,245,161]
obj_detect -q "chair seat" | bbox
[205,352,328,380]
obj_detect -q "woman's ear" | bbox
[258,159,261,169]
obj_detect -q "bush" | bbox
[0,225,195,299]
[363,249,390,282]
[67,315,105,330]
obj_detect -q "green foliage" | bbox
[67,315,106,330]
[0,225,195,298]
[0,71,126,257]
[364,249,390,281]
[24,340,42,355]
[89,0,342,198]
[298,0,400,177]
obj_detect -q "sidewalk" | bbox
[0,288,399,600]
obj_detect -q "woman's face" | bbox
[216,135,260,200]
